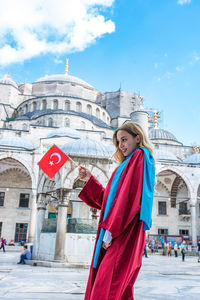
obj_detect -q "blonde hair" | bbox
[113,122,155,164]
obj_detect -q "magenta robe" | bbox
[79,149,145,300]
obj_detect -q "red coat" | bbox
[79,149,146,300]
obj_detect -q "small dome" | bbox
[184,153,200,164]
[0,75,18,89]
[62,138,111,158]
[149,128,179,143]
[36,74,93,89]
[0,136,34,150]
[154,149,179,162]
[47,127,82,139]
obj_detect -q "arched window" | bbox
[23,123,27,130]
[53,99,58,110]
[24,104,28,114]
[65,118,70,127]
[103,112,106,121]
[48,118,53,127]
[76,102,82,113]
[81,121,85,129]
[107,117,109,123]
[42,99,47,110]
[87,104,92,115]
[19,108,23,116]
[96,108,100,118]
[65,101,70,111]
[32,101,37,111]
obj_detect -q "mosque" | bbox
[0,62,199,262]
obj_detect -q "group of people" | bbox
[0,237,31,264]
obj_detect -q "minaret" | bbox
[65,59,69,74]
[130,110,149,136]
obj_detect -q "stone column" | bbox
[190,203,197,246]
[28,190,37,243]
[32,195,46,259]
[130,110,149,137]
[54,188,71,261]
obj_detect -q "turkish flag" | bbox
[38,145,69,179]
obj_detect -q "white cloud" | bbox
[176,65,184,72]
[177,0,191,5]
[189,51,200,65]
[0,0,115,66]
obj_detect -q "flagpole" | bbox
[68,155,79,168]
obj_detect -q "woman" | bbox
[78,122,155,300]
[180,240,186,262]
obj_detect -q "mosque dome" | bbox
[154,149,179,162]
[0,136,34,150]
[149,128,179,143]
[184,153,200,165]
[62,138,111,158]
[0,75,18,89]
[47,127,82,139]
[36,74,93,89]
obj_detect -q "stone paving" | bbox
[0,250,200,299]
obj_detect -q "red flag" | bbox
[38,145,69,179]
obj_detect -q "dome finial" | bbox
[65,59,69,74]
[154,111,158,129]
[7,72,10,78]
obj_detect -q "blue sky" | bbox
[0,0,199,146]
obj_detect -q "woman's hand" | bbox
[102,241,112,250]
[78,166,92,182]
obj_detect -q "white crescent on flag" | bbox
[50,152,61,164]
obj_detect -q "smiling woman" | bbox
[78,122,155,300]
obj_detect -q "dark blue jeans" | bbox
[0,245,5,252]
[19,254,27,264]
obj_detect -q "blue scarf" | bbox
[93,148,155,268]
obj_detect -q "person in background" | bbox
[167,242,172,256]
[155,240,159,253]
[17,245,31,264]
[150,239,155,254]
[180,241,186,262]
[0,237,6,252]
[143,242,148,258]
[197,240,200,263]
[174,242,178,257]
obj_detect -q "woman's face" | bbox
[116,130,140,157]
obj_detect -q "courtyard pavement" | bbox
[0,250,200,300]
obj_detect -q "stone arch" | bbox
[42,99,47,110]
[53,99,58,110]
[96,108,100,118]
[0,154,37,189]
[156,167,190,211]
[65,100,70,111]
[48,117,53,127]
[76,101,82,113]
[156,165,192,199]
[32,101,37,111]
[87,104,92,115]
